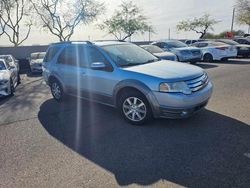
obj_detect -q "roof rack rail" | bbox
[51,41,93,45]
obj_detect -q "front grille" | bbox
[185,73,209,92]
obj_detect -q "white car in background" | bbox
[140,45,177,61]
[191,41,237,62]
[0,59,19,97]
[29,52,46,73]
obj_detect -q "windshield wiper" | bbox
[120,59,159,67]
[120,63,143,67]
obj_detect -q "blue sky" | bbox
[0,0,249,46]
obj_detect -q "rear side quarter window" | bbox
[44,46,61,62]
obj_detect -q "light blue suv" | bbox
[43,41,213,125]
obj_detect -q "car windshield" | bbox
[102,44,159,67]
[0,61,6,70]
[0,56,12,64]
[166,41,188,48]
[141,45,164,53]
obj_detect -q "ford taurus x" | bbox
[43,41,213,125]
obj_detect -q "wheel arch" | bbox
[113,80,160,117]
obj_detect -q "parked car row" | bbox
[0,55,20,97]
[1,37,249,124]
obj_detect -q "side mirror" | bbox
[90,62,106,70]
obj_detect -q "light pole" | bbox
[231,8,235,32]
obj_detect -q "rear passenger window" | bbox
[44,46,61,62]
[56,45,109,68]
[58,46,77,66]
[199,43,208,47]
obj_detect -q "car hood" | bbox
[154,52,175,57]
[123,60,204,81]
[0,70,10,80]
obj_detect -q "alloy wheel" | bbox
[122,97,147,122]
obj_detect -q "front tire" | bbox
[118,90,152,125]
[50,79,65,102]
[203,53,213,62]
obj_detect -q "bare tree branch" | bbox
[31,0,105,41]
[0,0,32,46]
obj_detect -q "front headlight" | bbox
[159,82,191,95]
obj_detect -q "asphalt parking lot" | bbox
[0,59,250,188]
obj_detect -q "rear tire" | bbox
[203,53,213,62]
[221,57,228,62]
[50,79,65,102]
[118,90,152,125]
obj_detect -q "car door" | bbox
[78,46,116,104]
[56,45,84,92]
[5,61,18,85]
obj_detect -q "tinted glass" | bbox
[58,46,80,66]
[57,45,108,68]
[44,46,61,62]
[0,61,6,70]
[199,43,208,47]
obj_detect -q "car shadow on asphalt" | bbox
[38,98,250,188]
[195,63,218,69]
[215,59,250,65]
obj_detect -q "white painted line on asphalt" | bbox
[244,153,250,159]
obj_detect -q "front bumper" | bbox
[0,83,10,97]
[150,82,213,118]
[159,100,208,119]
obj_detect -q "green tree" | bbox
[99,1,153,41]
[235,0,250,33]
[177,14,219,39]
